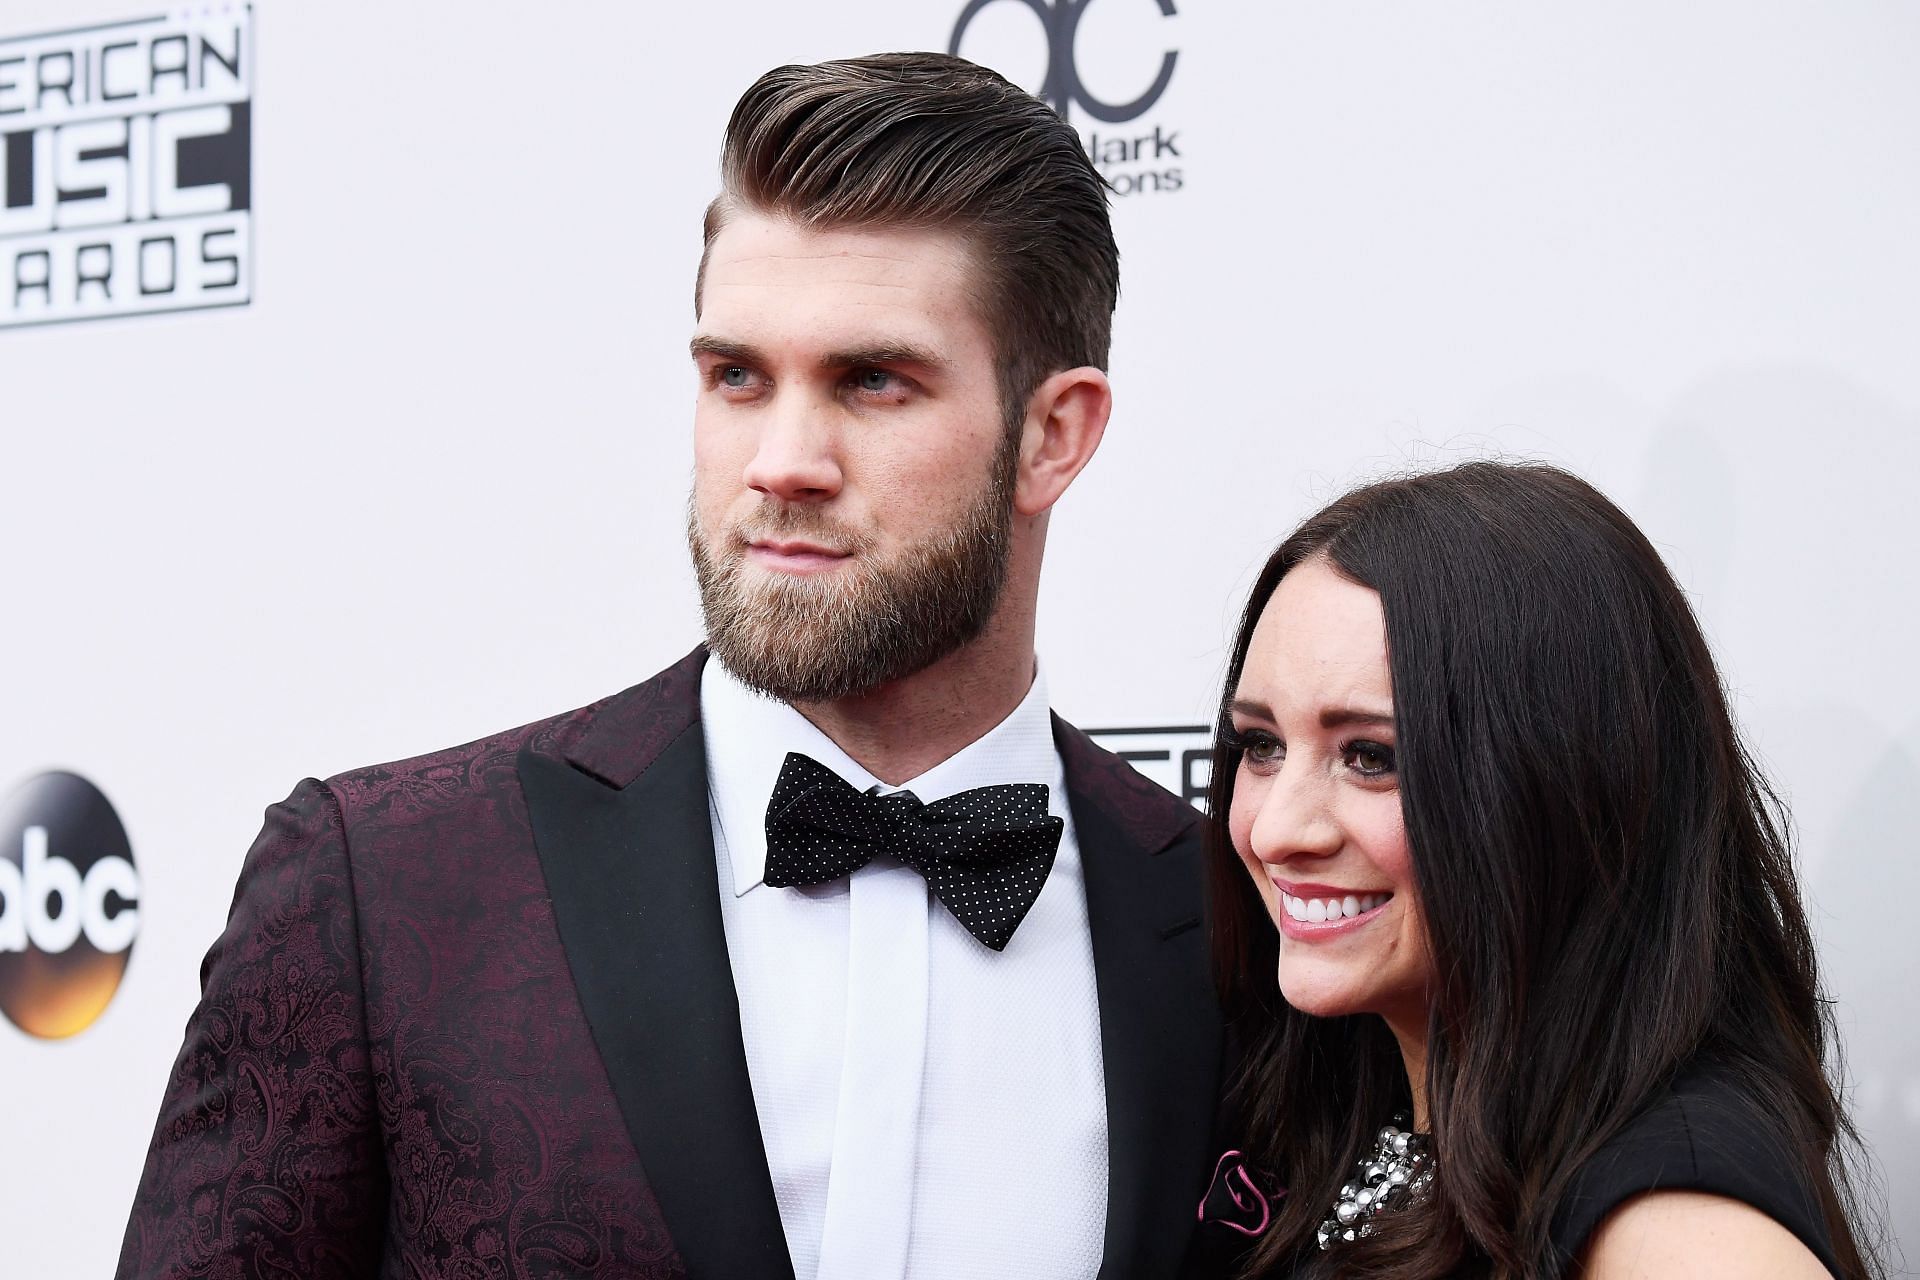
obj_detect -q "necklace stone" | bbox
[1317,1116,1434,1250]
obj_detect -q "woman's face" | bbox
[1227,556,1433,1035]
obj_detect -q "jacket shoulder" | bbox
[1052,713,1202,854]
[316,698,598,829]
[317,646,709,831]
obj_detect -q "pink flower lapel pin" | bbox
[1197,1149,1283,1238]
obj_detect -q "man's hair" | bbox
[699,51,1119,428]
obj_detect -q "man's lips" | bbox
[744,539,852,572]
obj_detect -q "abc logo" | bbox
[0,772,140,1039]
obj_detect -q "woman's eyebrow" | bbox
[1319,707,1394,729]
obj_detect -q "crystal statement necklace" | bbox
[1317,1116,1434,1250]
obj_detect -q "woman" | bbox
[1209,461,1879,1277]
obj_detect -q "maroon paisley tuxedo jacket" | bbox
[118,648,1224,1279]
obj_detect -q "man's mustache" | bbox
[724,504,873,557]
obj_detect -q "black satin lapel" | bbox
[1074,794,1224,1280]
[521,724,795,1280]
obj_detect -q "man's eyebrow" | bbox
[820,343,952,372]
[688,337,953,373]
[689,335,760,362]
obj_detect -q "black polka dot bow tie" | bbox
[762,751,1064,951]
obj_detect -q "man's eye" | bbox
[721,366,753,388]
[854,368,894,393]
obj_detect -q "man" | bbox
[120,53,1223,1279]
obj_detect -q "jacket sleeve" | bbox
[117,778,387,1279]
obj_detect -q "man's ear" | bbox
[1013,366,1113,518]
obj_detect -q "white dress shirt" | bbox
[702,659,1109,1280]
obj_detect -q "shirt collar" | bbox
[700,658,1059,897]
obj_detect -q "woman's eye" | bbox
[1229,728,1284,769]
[1344,740,1397,778]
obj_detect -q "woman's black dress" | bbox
[1548,1069,1843,1275]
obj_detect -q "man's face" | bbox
[687,210,1019,703]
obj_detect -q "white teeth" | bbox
[1279,891,1391,923]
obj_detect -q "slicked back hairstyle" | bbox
[698,52,1119,429]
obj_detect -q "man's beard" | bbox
[687,445,1018,704]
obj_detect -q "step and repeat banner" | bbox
[2,2,1916,1273]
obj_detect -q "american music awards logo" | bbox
[0,6,253,330]
[950,0,1185,198]
[1087,725,1211,808]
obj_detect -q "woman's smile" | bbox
[1272,879,1394,938]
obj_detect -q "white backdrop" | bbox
[2,2,1916,1274]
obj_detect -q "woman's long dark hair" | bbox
[1209,461,1879,1277]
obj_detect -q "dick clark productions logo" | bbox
[950,0,1183,196]
[0,772,141,1039]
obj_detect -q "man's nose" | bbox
[741,392,842,503]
